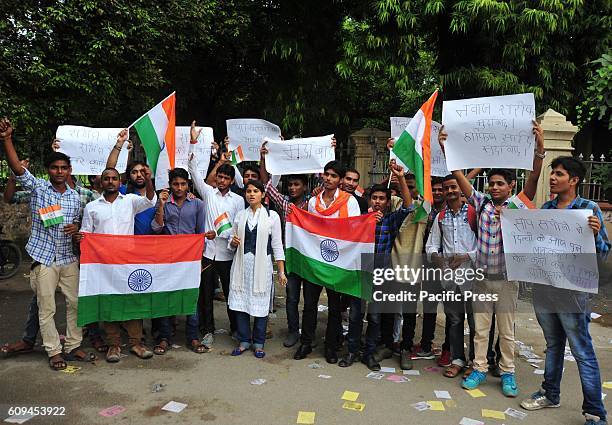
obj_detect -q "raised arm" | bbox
[106,128,128,169]
[1,119,25,176]
[439,125,473,199]
[205,152,231,187]
[259,142,270,184]
[188,152,214,200]
[465,168,482,181]
[3,173,17,203]
[151,190,169,233]
[390,159,412,208]
[521,121,545,200]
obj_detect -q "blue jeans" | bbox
[235,311,267,350]
[156,313,200,345]
[365,312,381,356]
[534,290,606,420]
[345,296,363,354]
[285,273,302,335]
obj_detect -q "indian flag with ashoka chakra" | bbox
[77,233,204,326]
[285,208,376,299]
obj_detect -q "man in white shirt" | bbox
[79,167,156,362]
[294,160,360,363]
[189,153,244,348]
[425,174,478,378]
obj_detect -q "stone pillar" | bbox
[349,128,390,188]
[533,109,578,207]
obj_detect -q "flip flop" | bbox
[254,349,265,359]
[49,354,67,371]
[1,341,34,357]
[231,347,248,356]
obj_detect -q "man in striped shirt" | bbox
[440,120,545,398]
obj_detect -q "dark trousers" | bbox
[400,280,441,351]
[299,280,322,345]
[235,311,268,349]
[156,313,200,345]
[444,294,475,363]
[199,258,235,335]
[344,296,364,354]
[376,312,399,350]
[324,288,343,351]
[285,273,302,335]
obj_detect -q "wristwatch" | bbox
[534,150,546,159]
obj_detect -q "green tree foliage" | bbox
[577,54,612,129]
[338,0,611,117]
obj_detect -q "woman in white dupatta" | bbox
[228,180,287,358]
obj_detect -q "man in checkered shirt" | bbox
[1,118,85,371]
[440,120,545,398]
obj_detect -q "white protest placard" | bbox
[226,119,281,161]
[441,93,535,171]
[391,117,447,177]
[264,135,334,175]
[174,126,214,179]
[56,126,129,175]
[501,209,599,293]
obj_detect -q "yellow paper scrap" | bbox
[482,409,506,420]
[60,365,81,374]
[297,411,315,424]
[465,389,486,398]
[341,391,359,401]
[426,401,445,411]
[603,382,612,390]
[342,402,365,412]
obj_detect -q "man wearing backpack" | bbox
[426,174,478,378]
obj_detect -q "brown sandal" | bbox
[130,343,153,359]
[154,340,170,355]
[49,354,67,371]
[63,347,97,362]
[1,340,34,357]
[106,346,121,363]
[190,340,208,354]
[444,364,463,378]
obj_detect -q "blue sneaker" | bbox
[501,372,519,397]
[462,370,487,390]
[584,413,608,425]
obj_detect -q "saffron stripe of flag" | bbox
[285,208,376,299]
[77,233,204,326]
[392,90,438,203]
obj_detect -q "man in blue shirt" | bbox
[521,156,610,425]
[151,167,214,354]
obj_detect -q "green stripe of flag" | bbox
[394,131,425,197]
[133,115,161,173]
[77,288,199,326]
[286,247,372,300]
[42,216,64,228]
[216,222,232,235]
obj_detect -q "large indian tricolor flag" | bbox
[285,208,376,299]
[392,90,438,204]
[131,92,176,189]
[77,233,204,326]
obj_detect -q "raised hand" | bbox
[191,120,202,143]
[159,189,170,204]
[0,118,14,139]
[386,137,395,151]
[532,120,544,150]
[331,136,337,149]
[230,235,241,247]
[117,128,128,144]
[389,159,405,177]
[438,126,448,154]
[51,139,61,152]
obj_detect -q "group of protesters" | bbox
[0,116,609,425]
